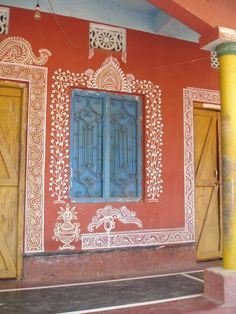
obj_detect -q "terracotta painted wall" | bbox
[1,7,219,253]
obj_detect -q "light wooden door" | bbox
[194,105,222,261]
[0,82,27,278]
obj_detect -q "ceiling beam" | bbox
[154,11,199,42]
[149,0,236,36]
[148,0,213,34]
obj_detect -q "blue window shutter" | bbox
[109,95,141,199]
[70,90,142,202]
[70,91,104,199]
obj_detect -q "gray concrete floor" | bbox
[0,270,205,313]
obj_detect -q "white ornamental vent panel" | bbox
[211,51,219,70]
[89,23,127,63]
[0,7,9,35]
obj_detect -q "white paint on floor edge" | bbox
[0,270,204,293]
[183,273,204,283]
[59,294,203,314]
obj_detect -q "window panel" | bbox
[71,92,104,199]
[110,96,139,198]
[70,90,142,202]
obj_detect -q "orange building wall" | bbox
[3,6,219,253]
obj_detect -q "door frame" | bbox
[183,87,220,246]
[15,82,28,277]
[0,61,47,254]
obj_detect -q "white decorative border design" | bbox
[0,62,47,253]
[49,56,163,203]
[0,37,52,65]
[183,88,220,242]
[82,229,191,250]
[81,87,220,250]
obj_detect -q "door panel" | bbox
[194,106,222,260]
[0,82,27,278]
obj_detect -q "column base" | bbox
[204,267,236,304]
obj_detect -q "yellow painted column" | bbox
[217,42,236,269]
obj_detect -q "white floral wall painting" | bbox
[50,56,163,204]
[0,36,51,253]
[53,203,81,250]
[86,205,143,249]
[88,205,143,233]
[49,98,70,203]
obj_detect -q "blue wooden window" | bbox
[70,89,142,202]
